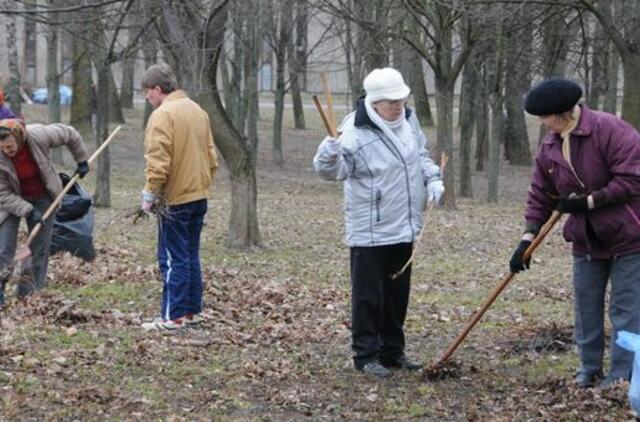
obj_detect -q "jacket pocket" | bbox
[589,202,640,252]
[375,189,382,222]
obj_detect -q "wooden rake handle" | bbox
[427,210,563,370]
[21,125,122,250]
[320,72,336,132]
[312,95,337,138]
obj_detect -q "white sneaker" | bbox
[184,313,202,325]
[141,317,184,331]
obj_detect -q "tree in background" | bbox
[46,0,63,164]
[265,0,295,166]
[155,0,261,247]
[289,0,309,130]
[578,0,640,129]
[3,1,22,116]
[403,0,476,209]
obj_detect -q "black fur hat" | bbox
[524,78,582,116]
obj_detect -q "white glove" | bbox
[322,136,340,154]
[427,180,445,205]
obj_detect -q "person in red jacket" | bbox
[0,119,89,305]
[510,78,640,389]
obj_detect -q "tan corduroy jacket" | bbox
[144,90,218,205]
[0,123,89,225]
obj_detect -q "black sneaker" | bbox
[382,355,423,371]
[575,371,603,388]
[358,360,391,378]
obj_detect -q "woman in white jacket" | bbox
[313,68,444,378]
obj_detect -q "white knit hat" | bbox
[363,68,411,103]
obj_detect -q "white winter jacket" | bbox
[313,99,441,247]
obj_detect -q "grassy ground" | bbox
[0,101,634,420]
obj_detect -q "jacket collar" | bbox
[353,95,413,131]
[161,89,188,105]
[542,104,593,146]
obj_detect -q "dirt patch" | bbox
[498,322,574,355]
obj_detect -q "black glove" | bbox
[509,240,532,273]
[75,160,89,179]
[556,194,589,214]
[28,208,43,225]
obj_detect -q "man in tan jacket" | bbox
[139,64,218,331]
[0,119,89,305]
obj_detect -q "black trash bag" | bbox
[50,173,96,261]
[56,173,92,222]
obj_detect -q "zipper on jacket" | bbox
[376,189,382,222]
[377,133,414,239]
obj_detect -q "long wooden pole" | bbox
[320,72,337,135]
[16,125,122,257]
[427,210,563,370]
[312,95,337,138]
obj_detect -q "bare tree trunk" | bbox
[542,12,569,77]
[435,76,456,209]
[272,58,286,166]
[588,21,608,109]
[343,14,364,108]
[141,18,157,128]
[503,6,531,166]
[85,9,114,207]
[220,47,231,108]
[603,0,622,114]
[201,1,262,247]
[459,59,477,198]
[244,0,262,147]
[603,40,620,114]
[487,12,504,203]
[46,15,64,164]
[288,0,306,129]
[294,0,308,89]
[621,57,640,128]
[93,65,111,207]
[406,44,434,127]
[156,0,261,247]
[538,9,570,141]
[108,68,125,123]
[271,0,293,166]
[70,37,93,144]
[288,44,305,130]
[475,91,488,172]
[120,49,136,109]
[5,11,22,116]
[487,101,502,203]
[362,0,388,71]
[227,0,244,130]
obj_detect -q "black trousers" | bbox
[350,243,412,368]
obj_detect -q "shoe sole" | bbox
[142,322,183,331]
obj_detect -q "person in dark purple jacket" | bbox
[0,90,16,120]
[510,78,640,389]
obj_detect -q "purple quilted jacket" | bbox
[525,105,640,258]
